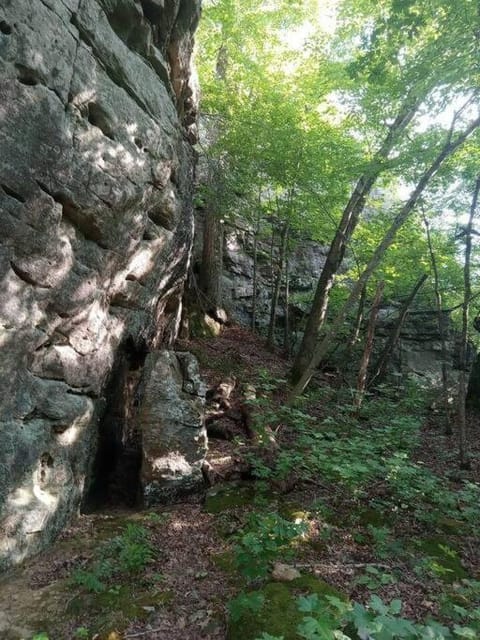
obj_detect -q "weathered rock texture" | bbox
[374,307,471,384]
[193,217,328,334]
[0,0,201,570]
[140,351,207,505]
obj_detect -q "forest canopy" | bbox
[195,0,480,354]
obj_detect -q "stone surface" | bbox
[195,220,328,334]
[272,562,302,582]
[139,351,207,504]
[0,0,200,570]
[374,307,472,385]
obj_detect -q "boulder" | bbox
[139,351,207,504]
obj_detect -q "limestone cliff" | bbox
[0,0,201,570]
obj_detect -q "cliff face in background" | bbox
[0,0,201,570]
[209,224,468,386]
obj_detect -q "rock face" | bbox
[0,0,201,570]
[140,351,207,505]
[375,307,471,384]
[195,219,327,334]
[212,223,470,385]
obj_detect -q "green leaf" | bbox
[298,594,321,614]
[389,599,403,615]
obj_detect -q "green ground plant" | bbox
[226,381,480,639]
[71,524,154,594]
[296,591,480,639]
[233,512,307,581]
[248,385,480,534]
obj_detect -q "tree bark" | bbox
[290,93,421,383]
[354,281,384,412]
[422,213,452,434]
[284,245,291,355]
[369,273,428,387]
[199,207,221,309]
[251,212,260,331]
[289,112,480,399]
[345,284,367,357]
[457,176,480,469]
[267,221,289,349]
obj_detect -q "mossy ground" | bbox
[227,575,347,640]
[412,538,468,582]
[204,483,259,514]
[66,585,172,635]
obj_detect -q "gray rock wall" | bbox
[374,307,470,385]
[200,220,328,333]
[0,0,200,570]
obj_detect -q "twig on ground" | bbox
[125,628,164,638]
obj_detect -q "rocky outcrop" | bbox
[0,0,201,570]
[140,351,207,504]
[374,307,472,384]
[196,220,327,333]
[213,224,470,385]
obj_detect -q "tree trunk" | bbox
[457,176,480,469]
[199,207,221,309]
[345,284,367,357]
[354,280,384,412]
[422,213,452,435]
[369,273,428,387]
[290,93,421,383]
[251,212,260,331]
[284,245,291,355]
[289,112,480,399]
[267,221,289,349]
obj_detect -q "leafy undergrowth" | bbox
[186,325,480,640]
[4,324,480,640]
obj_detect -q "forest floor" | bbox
[1,324,480,640]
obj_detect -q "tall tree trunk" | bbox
[251,210,260,331]
[289,112,480,399]
[369,273,428,387]
[354,281,384,412]
[345,284,367,357]
[290,93,421,383]
[458,176,480,469]
[284,245,291,355]
[422,213,452,435]
[200,207,221,309]
[267,222,289,349]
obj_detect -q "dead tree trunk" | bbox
[369,273,428,387]
[199,207,221,309]
[354,281,384,412]
[251,201,261,331]
[284,245,291,355]
[345,284,367,357]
